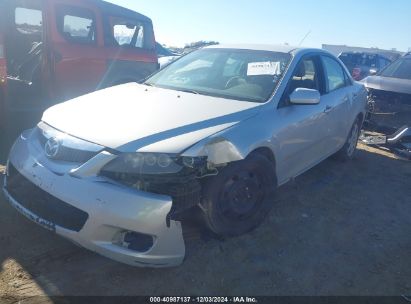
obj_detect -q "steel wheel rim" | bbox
[217,169,266,221]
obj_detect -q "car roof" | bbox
[89,0,152,23]
[206,44,331,55]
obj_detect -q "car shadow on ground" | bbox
[1,144,411,299]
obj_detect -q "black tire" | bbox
[335,117,361,161]
[200,153,277,238]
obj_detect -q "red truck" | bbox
[0,0,159,130]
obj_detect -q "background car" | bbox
[0,0,158,133]
[363,53,411,129]
[338,51,392,81]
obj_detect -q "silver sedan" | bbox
[3,45,367,267]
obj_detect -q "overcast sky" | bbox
[107,0,411,51]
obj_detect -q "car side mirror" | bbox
[369,68,378,75]
[289,88,321,105]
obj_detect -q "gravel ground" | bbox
[0,143,411,300]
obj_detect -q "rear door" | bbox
[46,0,106,101]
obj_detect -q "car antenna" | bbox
[298,30,312,46]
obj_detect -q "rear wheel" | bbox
[200,153,277,237]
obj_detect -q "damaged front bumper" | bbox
[2,132,186,267]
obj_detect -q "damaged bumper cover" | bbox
[2,133,185,267]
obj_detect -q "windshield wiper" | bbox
[147,84,200,95]
[176,88,200,95]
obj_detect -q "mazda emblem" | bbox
[45,137,62,159]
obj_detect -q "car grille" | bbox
[35,127,100,163]
[5,164,89,232]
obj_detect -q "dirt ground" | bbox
[0,138,411,299]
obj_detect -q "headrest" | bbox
[294,63,306,78]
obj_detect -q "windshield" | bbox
[380,58,411,80]
[146,48,292,103]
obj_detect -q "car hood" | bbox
[363,76,411,95]
[42,83,262,153]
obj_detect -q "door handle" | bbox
[324,105,333,114]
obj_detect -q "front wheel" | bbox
[200,153,277,238]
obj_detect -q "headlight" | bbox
[101,153,207,175]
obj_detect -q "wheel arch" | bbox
[248,147,276,167]
[247,146,278,185]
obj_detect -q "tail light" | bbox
[352,68,361,81]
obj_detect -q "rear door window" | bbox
[56,6,96,44]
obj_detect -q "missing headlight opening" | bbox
[100,154,216,218]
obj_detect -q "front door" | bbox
[320,55,352,153]
[275,55,330,181]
